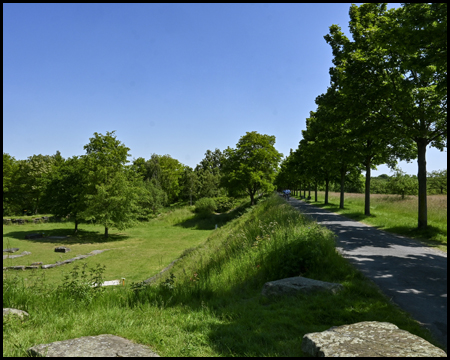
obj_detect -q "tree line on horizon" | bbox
[3,131,282,237]
[276,3,447,229]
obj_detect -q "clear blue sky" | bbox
[3,3,446,176]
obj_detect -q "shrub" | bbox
[195,198,217,214]
[214,196,236,213]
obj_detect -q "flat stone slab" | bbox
[4,251,32,259]
[262,276,343,297]
[3,248,19,253]
[7,266,25,270]
[91,279,125,287]
[302,321,447,357]
[41,264,58,269]
[89,249,110,255]
[25,265,40,270]
[3,308,29,320]
[27,334,160,357]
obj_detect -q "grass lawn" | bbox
[3,195,446,356]
[294,191,447,252]
[3,208,216,285]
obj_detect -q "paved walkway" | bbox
[287,196,447,349]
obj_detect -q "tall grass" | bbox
[4,194,445,356]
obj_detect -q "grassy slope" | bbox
[3,195,446,356]
[295,192,447,252]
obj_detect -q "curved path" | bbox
[287,196,447,349]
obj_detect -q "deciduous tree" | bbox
[221,131,282,205]
[82,131,142,238]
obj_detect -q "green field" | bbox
[294,192,447,252]
[3,195,445,356]
[3,208,217,285]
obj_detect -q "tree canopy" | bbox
[221,131,283,205]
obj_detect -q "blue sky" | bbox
[3,3,446,176]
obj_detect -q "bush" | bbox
[195,198,217,214]
[214,196,236,213]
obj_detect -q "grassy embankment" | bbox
[294,191,447,252]
[3,194,445,356]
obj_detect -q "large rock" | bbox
[262,276,343,297]
[3,308,29,320]
[27,334,160,357]
[55,246,70,253]
[302,321,447,357]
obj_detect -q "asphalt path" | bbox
[286,196,447,349]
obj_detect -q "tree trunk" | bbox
[314,181,318,202]
[325,178,329,205]
[364,160,371,216]
[250,192,255,206]
[340,168,345,209]
[308,183,311,198]
[105,226,109,238]
[417,139,428,229]
[74,219,78,234]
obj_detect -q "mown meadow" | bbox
[3,194,445,356]
[295,192,447,252]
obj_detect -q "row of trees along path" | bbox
[276,3,447,230]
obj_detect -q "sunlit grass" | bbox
[4,194,445,356]
[3,210,213,285]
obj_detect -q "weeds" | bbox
[56,263,106,305]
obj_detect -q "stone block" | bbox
[3,248,19,253]
[54,246,70,253]
[262,276,343,297]
[3,219,12,225]
[302,321,447,357]
[3,308,29,320]
[27,334,160,357]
